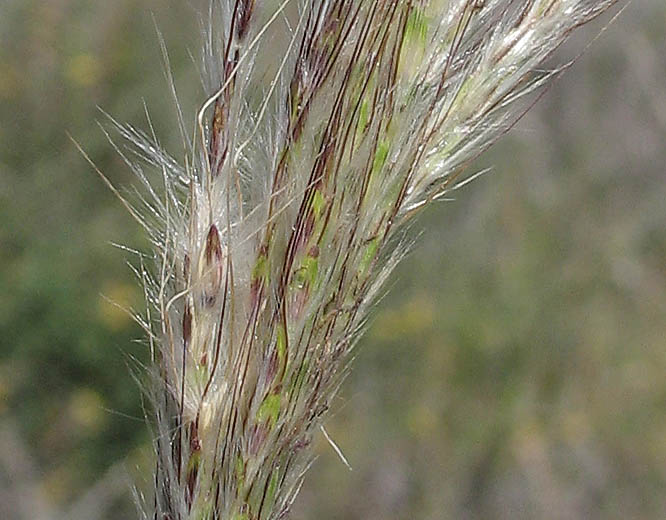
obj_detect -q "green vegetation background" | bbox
[1,1,664,519]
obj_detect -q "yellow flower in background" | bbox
[68,388,106,434]
[66,53,101,88]
[372,294,435,341]
[97,280,139,331]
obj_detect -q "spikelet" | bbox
[106,1,619,518]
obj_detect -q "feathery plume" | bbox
[103,1,619,518]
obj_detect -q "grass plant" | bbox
[95,1,621,518]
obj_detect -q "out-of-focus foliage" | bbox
[1,1,664,519]
[0,1,200,517]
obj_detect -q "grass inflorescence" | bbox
[99,1,619,518]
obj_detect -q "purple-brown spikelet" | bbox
[103,1,620,518]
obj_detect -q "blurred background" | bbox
[1,1,664,519]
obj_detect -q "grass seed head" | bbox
[106,1,620,518]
